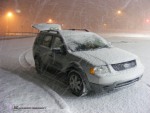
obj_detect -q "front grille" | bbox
[112,60,136,71]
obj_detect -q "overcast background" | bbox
[0,0,150,32]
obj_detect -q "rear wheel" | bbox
[69,71,88,96]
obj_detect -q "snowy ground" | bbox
[0,33,150,113]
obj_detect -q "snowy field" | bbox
[0,33,150,113]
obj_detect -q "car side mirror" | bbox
[52,45,67,55]
[60,45,67,55]
[52,48,62,54]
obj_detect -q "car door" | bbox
[39,33,53,71]
[51,36,67,71]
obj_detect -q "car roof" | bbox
[59,30,95,37]
[40,29,96,39]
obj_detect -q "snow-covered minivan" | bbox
[33,24,144,96]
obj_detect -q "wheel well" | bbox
[66,66,81,77]
[34,55,41,64]
[67,67,75,74]
[67,67,92,94]
[66,66,90,86]
[34,54,39,60]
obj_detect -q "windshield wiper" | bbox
[92,45,109,50]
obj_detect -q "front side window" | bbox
[53,37,63,48]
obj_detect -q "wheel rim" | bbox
[70,74,83,93]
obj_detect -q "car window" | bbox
[41,35,53,47]
[53,37,63,48]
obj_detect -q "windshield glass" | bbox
[63,32,108,52]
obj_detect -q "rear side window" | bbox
[41,35,53,47]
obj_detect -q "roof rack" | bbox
[68,29,89,32]
[41,29,60,35]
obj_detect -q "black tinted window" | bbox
[42,35,52,47]
[53,37,63,48]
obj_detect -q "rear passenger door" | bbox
[51,36,66,71]
[39,34,53,70]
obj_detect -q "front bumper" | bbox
[90,76,142,92]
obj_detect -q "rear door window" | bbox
[41,35,53,48]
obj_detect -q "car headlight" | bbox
[90,66,109,75]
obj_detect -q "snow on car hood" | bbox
[72,47,137,66]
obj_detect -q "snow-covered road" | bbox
[0,34,150,113]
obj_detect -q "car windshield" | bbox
[63,32,109,52]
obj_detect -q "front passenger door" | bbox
[51,36,67,71]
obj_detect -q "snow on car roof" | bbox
[59,30,108,44]
[59,30,95,38]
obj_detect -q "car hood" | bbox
[72,47,137,66]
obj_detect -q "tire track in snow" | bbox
[18,49,71,113]
[19,48,32,69]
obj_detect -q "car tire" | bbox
[35,57,44,74]
[69,70,88,96]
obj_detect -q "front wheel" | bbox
[69,71,88,96]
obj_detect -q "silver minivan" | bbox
[33,24,144,96]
